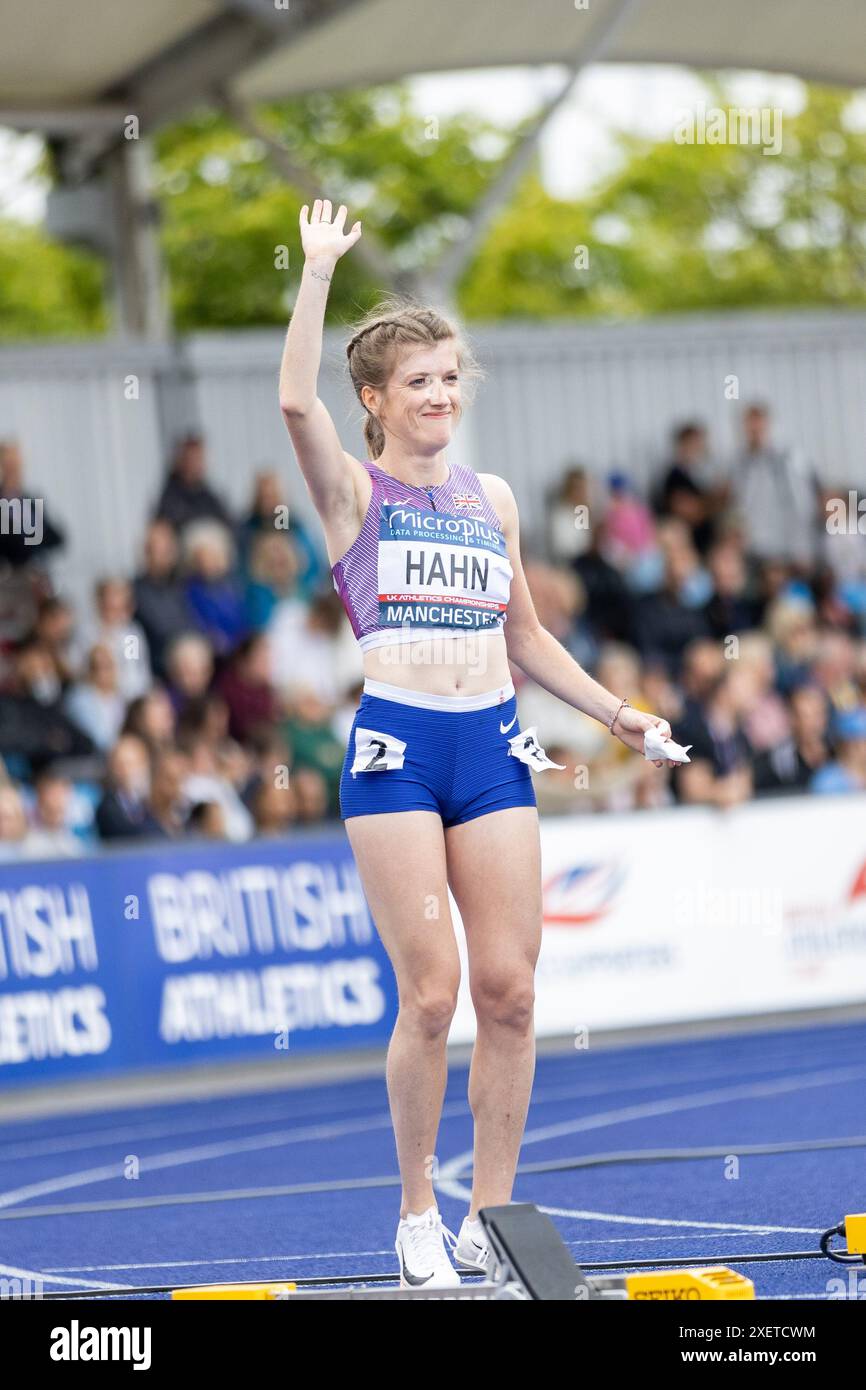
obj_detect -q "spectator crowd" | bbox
[1,400,866,857]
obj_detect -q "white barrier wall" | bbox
[2,309,865,608]
[448,792,866,1043]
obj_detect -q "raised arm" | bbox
[279,200,363,518]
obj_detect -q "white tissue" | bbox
[643,725,692,764]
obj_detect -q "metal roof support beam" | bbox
[424,0,645,300]
[121,0,364,130]
[217,88,406,292]
[104,139,172,340]
[0,107,130,134]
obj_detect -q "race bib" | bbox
[350,726,407,776]
[377,502,512,633]
[506,726,567,771]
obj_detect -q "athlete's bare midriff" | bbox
[362,630,513,696]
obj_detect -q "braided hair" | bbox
[345,295,483,459]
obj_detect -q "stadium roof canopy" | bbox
[4,0,865,336]
[2,0,866,131]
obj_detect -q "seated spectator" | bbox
[0,563,39,648]
[179,733,254,842]
[215,738,253,809]
[269,590,361,705]
[144,749,190,838]
[176,691,231,748]
[164,633,214,719]
[702,541,762,639]
[244,532,302,632]
[582,643,665,808]
[810,707,866,794]
[279,686,346,817]
[34,596,77,688]
[291,766,330,823]
[754,558,798,620]
[523,561,598,671]
[242,728,293,812]
[95,734,154,840]
[640,660,684,729]
[154,433,233,535]
[631,527,712,676]
[573,518,634,643]
[656,519,713,607]
[680,637,727,708]
[133,519,194,677]
[216,634,279,744]
[0,636,96,774]
[240,470,324,599]
[76,578,152,703]
[764,597,819,694]
[809,562,861,634]
[753,682,830,796]
[732,633,791,753]
[810,630,861,717]
[187,801,229,839]
[24,769,84,859]
[0,781,29,859]
[183,521,248,657]
[122,686,176,754]
[251,778,297,835]
[671,666,754,807]
[855,641,866,704]
[64,643,127,752]
[546,465,595,565]
[601,473,658,583]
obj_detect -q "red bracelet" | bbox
[608,696,630,735]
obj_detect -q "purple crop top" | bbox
[331,459,514,652]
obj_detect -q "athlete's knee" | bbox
[470,969,535,1030]
[400,982,459,1038]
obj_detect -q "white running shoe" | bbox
[395,1206,462,1289]
[454,1215,499,1277]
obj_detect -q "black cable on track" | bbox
[37,1249,828,1299]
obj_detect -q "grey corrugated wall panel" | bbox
[0,310,864,609]
[0,338,171,610]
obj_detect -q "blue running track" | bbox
[1,1018,864,1300]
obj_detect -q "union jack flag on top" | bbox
[453,493,482,509]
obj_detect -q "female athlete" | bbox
[279,199,679,1289]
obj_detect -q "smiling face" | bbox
[362,339,461,455]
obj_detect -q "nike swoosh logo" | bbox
[398,1251,433,1286]
[499,713,518,734]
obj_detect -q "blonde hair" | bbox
[345,295,484,459]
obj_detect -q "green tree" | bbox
[3,78,866,337]
[153,88,525,327]
[463,82,866,317]
[0,218,105,340]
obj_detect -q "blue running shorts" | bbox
[339,677,541,828]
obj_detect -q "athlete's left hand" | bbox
[611,706,677,768]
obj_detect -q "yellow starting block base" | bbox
[169,1265,754,1301]
[172,1283,296,1300]
[844,1214,866,1255]
[624,1267,755,1300]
